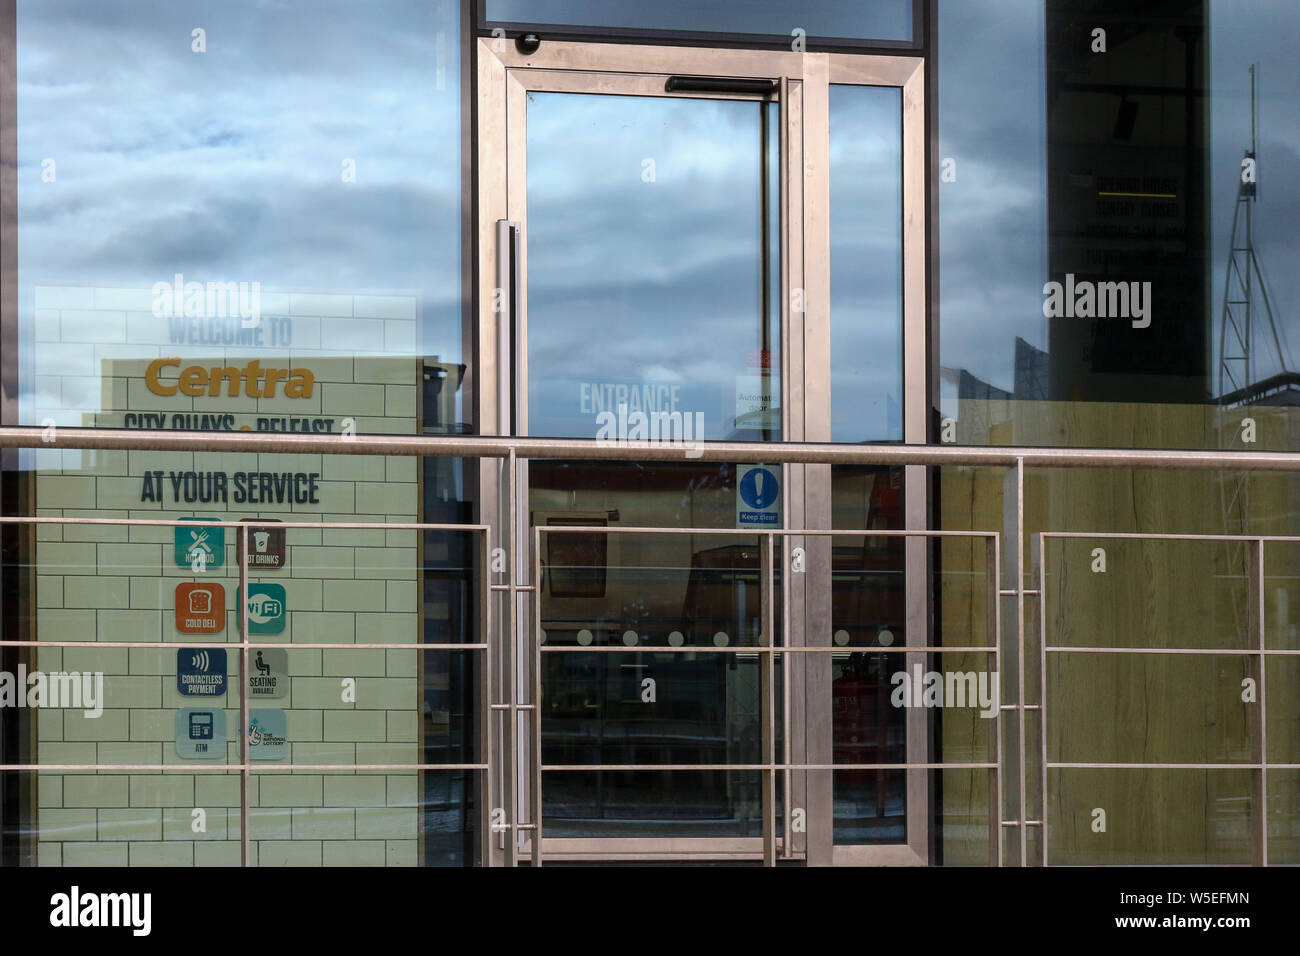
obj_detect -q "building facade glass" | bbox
[0,0,1295,867]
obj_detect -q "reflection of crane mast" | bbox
[1217,66,1293,639]
[1217,66,1290,402]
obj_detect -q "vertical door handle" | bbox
[496,220,522,437]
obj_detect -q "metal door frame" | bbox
[475,37,927,865]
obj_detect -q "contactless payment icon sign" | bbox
[237,583,287,635]
[175,517,224,570]
[177,648,228,698]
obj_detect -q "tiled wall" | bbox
[31,285,424,866]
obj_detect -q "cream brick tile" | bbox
[286,709,322,742]
[354,356,417,384]
[194,774,241,808]
[324,776,387,807]
[386,840,418,866]
[320,382,385,416]
[321,455,385,482]
[384,320,417,353]
[386,580,417,611]
[385,774,419,808]
[97,742,162,768]
[321,649,387,678]
[38,775,63,809]
[39,808,99,842]
[292,293,353,318]
[129,775,195,807]
[38,609,95,640]
[320,319,386,353]
[385,457,417,483]
[39,742,98,766]
[292,806,355,839]
[289,743,356,768]
[322,519,386,548]
[308,481,355,512]
[60,310,126,343]
[385,385,417,417]
[99,477,158,510]
[63,842,129,866]
[385,711,419,743]
[63,775,129,807]
[35,343,95,377]
[98,609,164,643]
[256,775,322,807]
[195,841,241,866]
[128,710,174,742]
[128,647,172,675]
[289,612,354,643]
[39,542,97,573]
[97,543,163,574]
[385,649,419,678]
[63,577,129,609]
[99,676,162,710]
[255,840,321,866]
[354,548,417,580]
[36,285,96,310]
[64,646,128,673]
[250,807,293,840]
[291,677,360,709]
[355,807,417,840]
[59,520,130,544]
[63,710,129,743]
[281,579,323,611]
[163,806,228,840]
[95,287,156,312]
[284,648,322,677]
[353,296,417,321]
[323,840,386,866]
[38,843,62,866]
[37,708,63,742]
[323,580,386,613]
[129,842,193,866]
[290,547,354,579]
[37,645,63,671]
[324,712,387,742]
[37,476,96,510]
[98,807,162,841]
[355,743,418,768]
[354,613,418,644]
[129,577,171,610]
[36,308,61,341]
[128,377,191,412]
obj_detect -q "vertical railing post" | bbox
[761,532,776,866]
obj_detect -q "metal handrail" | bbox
[4,425,1300,470]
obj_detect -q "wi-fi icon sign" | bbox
[190,651,210,672]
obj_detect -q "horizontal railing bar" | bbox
[1047,762,1270,769]
[7,426,1300,472]
[1045,646,1298,655]
[490,704,536,710]
[539,763,997,771]
[0,764,488,772]
[538,525,995,538]
[0,515,487,532]
[0,641,488,650]
[1043,531,1300,542]
[538,645,998,653]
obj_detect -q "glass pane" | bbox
[533,461,783,838]
[486,0,914,43]
[526,93,781,442]
[830,86,903,443]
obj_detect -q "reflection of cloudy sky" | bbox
[830,85,902,443]
[526,93,774,439]
[16,0,461,411]
[938,0,1047,395]
[939,0,1300,394]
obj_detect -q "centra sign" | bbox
[144,358,314,398]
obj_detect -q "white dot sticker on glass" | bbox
[668,631,685,647]
[834,629,850,646]
[577,629,594,646]
[713,632,729,647]
[622,630,638,647]
[878,629,895,646]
